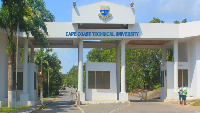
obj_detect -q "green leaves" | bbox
[87,48,116,62]
[174,20,180,24]
[173,18,187,24]
[149,17,164,23]
[64,66,78,88]
[0,0,55,50]
[35,49,62,97]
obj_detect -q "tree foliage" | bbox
[64,65,78,88]
[0,0,55,107]
[87,48,116,62]
[174,18,187,24]
[149,17,164,23]
[35,49,63,97]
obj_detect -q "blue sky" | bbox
[43,0,200,74]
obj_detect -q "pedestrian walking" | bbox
[70,90,73,101]
[183,87,187,105]
[178,87,183,105]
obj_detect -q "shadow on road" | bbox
[129,94,162,103]
[39,88,80,113]
[130,99,162,102]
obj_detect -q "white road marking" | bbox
[110,102,131,113]
[77,105,84,113]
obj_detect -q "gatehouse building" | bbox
[0,1,200,106]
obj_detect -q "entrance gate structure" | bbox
[1,1,200,106]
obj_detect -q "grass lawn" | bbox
[192,101,200,106]
[43,98,48,101]
[0,106,30,113]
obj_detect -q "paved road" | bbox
[38,87,81,113]
[38,88,200,113]
[78,94,200,113]
[113,95,200,113]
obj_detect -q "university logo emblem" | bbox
[98,5,111,19]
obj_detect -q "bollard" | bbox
[144,91,147,100]
[77,91,80,105]
[141,93,144,100]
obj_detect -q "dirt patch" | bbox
[148,90,160,99]
[129,89,151,95]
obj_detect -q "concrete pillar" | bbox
[121,40,126,93]
[116,45,120,100]
[31,47,34,63]
[162,47,166,64]
[78,39,85,101]
[23,38,28,94]
[174,40,178,92]
[119,40,128,101]
[78,39,83,93]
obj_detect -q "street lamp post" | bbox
[15,22,19,109]
[40,50,43,106]
[48,68,50,97]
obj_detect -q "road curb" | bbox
[25,98,56,113]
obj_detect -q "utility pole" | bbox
[48,68,49,97]
[15,22,19,109]
[40,49,43,106]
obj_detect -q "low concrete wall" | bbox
[86,62,117,101]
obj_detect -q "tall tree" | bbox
[34,49,62,98]
[174,20,180,24]
[149,17,164,23]
[0,0,54,107]
[87,48,116,62]
[0,0,29,108]
[174,18,187,24]
[182,18,187,23]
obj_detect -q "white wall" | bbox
[161,63,166,100]
[188,38,198,97]
[86,62,117,101]
[6,63,38,103]
[179,21,200,38]
[178,42,188,62]
[0,34,8,100]
[163,61,192,99]
[195,38,200,97]
[166,62,174,99]
[29,20,200,40]
[39,22,179,39]
[28,63,37,101]
[72,1,135,24]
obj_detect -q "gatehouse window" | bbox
[178,69,188,87]
[161,71,164,87]
[13,72,23,90]
[34,72,36,90]
[88,71,110,89]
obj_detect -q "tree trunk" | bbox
[8,31,15,108]
[8,56,14,108]
[40,74,43,105]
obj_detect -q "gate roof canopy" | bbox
[1,1,200,49]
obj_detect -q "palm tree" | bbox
[174,20,180,24]
[149,17,164,23]
[182,18,187,23]
[0,0,54,108]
